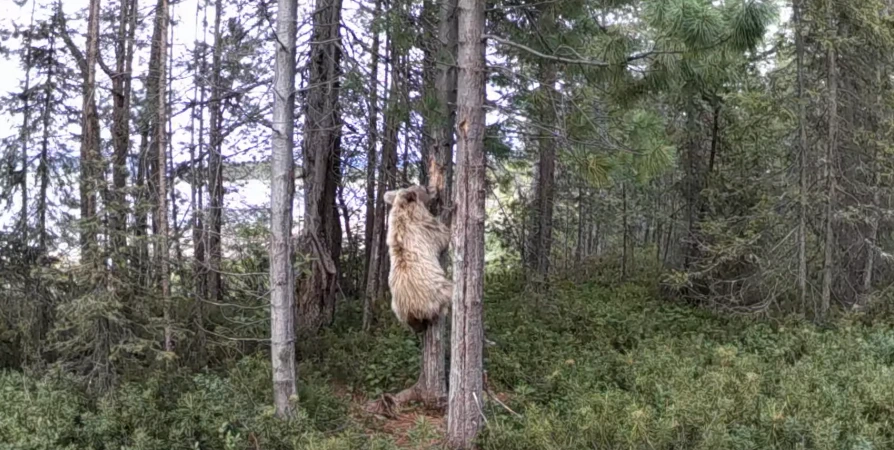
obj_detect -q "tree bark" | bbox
[207,0,225,304]
[447,0,486,442]
[337,184,356,294]
[527,58,557,281]
[794,0,809,313]
[622,183,628,280]
[109,0,137,257]
[72,0,102,263]
[18,3,35,242]
[190,0,209,363]
[153,0,173,353]
[366,45,404,329]
[576,184,584,263]
[362,0,383,329]
[820,0,837,322]
[37,26,55,252]
[862,70,884,303]
[299,0,344,332]
[269,0,299,418]
[414,0,459,405]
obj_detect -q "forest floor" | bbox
[4,270,894,449]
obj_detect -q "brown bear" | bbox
[383,185,452,332]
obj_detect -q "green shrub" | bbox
[479,279,894,449]
[0,356,398,450]
[8,271,894,449]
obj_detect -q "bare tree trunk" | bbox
[447,0,486,442]
[863,166,880,301]
[207,0,225,304]
[189,0,209,363]
[622,183,628,280]
[299,0,344,332]
[18,3,35,242]
[337,184,356,294]
[364,33,401,331]
[820,0,837,321]
[133,0,168,287]
[527,57,557,281]
[576,184,584,263]
[862,69,884,304]
[62,0,102,263]
[269,0,299,418]
[363,0,382,300]
[37,28,55,252]
[792,0,808,312]
[363,183,386,330]
[153,0,173,353]
[662,212,673,265]
[109,0,137,257]
[401,119,411,185]
[166,13,182,265]
[135,128,150,285]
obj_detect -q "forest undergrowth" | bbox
[4,265,894,449]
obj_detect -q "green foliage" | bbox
[622,109,677,183]
[475,273,894,449]
[0,356,397,450]
[9,270,894,449]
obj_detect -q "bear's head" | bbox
[383,185,433,209]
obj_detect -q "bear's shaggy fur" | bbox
[383,185,452,332]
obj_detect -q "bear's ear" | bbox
[412,185,432,204]
[404,190,417,203]
[384,190,398,205]
[403,185,430,204]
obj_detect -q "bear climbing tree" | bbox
[383,185,453,333]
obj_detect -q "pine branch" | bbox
[97,54,116,80]
[484,34,683,67]
[484,34,609,66]
[56,10,88,77]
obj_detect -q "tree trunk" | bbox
[269,0,299,418]
[166,15,182,265]
[19,4,35,241]
[337,184,356,295]
[576,184,584,263]
[299,0,344,332]
[153,0,173,353]
[207,0,225,304]
[794,0,809,312]
[74,0,102,263]
[374,35,395,306]
[189,0,209,364]
[363,0,382,299]
[662,212,673,265]
[820,0,837,322]
[447,0,486,442]
[396,0,458,403]
[37,27,54,252]
[622,183,628,280]
[420,0,435,186]
[862,70,884,303]
[134,0,168,287]
[527,57,557,281]
[135,127,150,285]
[109,0,137,257]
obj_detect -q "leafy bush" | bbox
[8,271,894,449]
[0,357,398,450]
[479,279,894,449]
